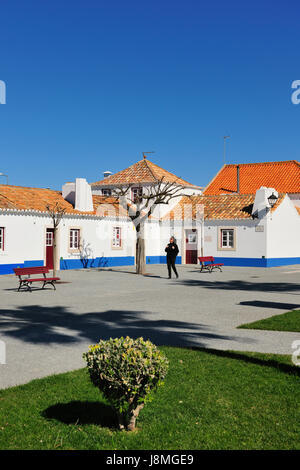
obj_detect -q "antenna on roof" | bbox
[142,151,155,160]
[0,172,8,185]
[223,136,230,165]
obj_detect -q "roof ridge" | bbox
[0,184,57,191]
[142,159,158,181]
[224,160,300,167]
[145,159,192,185]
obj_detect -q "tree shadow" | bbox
[196,348,300,378]
[0,305,254,348]
[42,401,118,428]
[176,278,300,295]
[239,300,300,310]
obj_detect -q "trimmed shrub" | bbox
[83,336,169,430]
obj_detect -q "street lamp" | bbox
[267,193,278,208]
[0,173,8,185]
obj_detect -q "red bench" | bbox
[13,266,60,291]
[198,256,224,273]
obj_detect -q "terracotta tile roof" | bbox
[0,185,129,218]
[91,158,199,188]
[204,160,300,195]
[162,193,285,221]
[93,195,129,218]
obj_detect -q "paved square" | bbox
[1,264,300,389]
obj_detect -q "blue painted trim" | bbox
[0,260,44,275]
[213,257,300,267]
[24,260,44,268]
[60,256,135,270]
[146,256,182,264]
[265,257,300,267]
[1,255,299,275]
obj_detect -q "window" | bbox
[46,230,53,246]
[131,187,143,201]
[220,228,235,249]
[102,189,112,196]
[112,226,122,248]
[69,229,80,250]
[0,228,4,251]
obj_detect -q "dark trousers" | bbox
[167,257,178,278]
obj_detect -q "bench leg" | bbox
[18,281,31,292]
[42,281,56,290]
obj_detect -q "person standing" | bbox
[165,236,179,279]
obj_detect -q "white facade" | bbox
[0,175,300,274]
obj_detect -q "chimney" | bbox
[252,187,278,218]
[62,178,93,212]
[62,182,75,205]
[237,165,240,194]
[103,171,113,179]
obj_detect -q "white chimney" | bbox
[62,182,75,205]
[75,178,94,212]
[62,178,94,212]
[103,171,113,178]
[252,187,278,218]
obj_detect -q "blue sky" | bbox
[0,0,299,190]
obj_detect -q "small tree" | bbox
[112,177,189,274]
[45,202,66,277]
[83,336,169,431]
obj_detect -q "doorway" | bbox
[46,228,54,269]
[185,229,198,264]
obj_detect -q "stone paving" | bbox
[1,264,300,389]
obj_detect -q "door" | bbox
[185,229,198,264]
[46,228,54,269]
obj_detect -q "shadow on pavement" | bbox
[239,300,300,310]
[0,305,254,348]
[176,278,300,294]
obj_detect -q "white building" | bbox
[0,158,299,274]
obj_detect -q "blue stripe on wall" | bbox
[0,260,44,275]
[60,256,135,270]
[213,257,300,267]
[1,255,300,275]
[146,256,182,264]
[265,257,300,267]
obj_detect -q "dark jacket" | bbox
[165,242,179,259]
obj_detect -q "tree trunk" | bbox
[53,227,57,278]
[117,413,126,431]
[127,403,144,431]
[135,223,146,275]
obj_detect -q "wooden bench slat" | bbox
[13,266,60,291]
[198,256,224,272]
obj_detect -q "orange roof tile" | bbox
[162,193,285,221]
[91,158,199,188]
[204,160,300,195]
[0,185,129,218]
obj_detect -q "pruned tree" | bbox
[45,202,66,277]
[111,177,191,275]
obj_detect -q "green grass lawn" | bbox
[239,309,300,332]
[0,346,300,450]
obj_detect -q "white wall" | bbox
[0,211,52,266]
[0,211,136,271]
[266,195,300,258]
